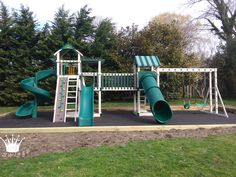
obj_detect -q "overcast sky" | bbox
[3,0,217,55]
[3,0,205,29]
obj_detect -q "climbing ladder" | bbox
[140,95,147,110]
[64,76,79,122]
[53,76,68,122]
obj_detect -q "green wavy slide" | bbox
[79,85,94,126]
[16,69,55,118]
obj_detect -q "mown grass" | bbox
[0,102,134,114]
[168,98,236,107]
[0,107,18,114]
[223,99,236,107]
[0,98,235,114]
[0,106,53,114]
[0,134,236,177]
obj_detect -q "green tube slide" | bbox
[16,69,55,118]
[139,71,172,123]
[79,85,94,126]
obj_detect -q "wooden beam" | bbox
[0,124,235,134]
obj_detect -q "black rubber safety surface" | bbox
[0,110,235,128]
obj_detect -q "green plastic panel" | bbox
[101,75,134,88]
[139,71,172,123]
[79,85,94,126]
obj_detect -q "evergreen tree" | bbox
[7,5,38,105]
[50,5,74,50]
[0,1,14,105]
[35,23,54,69]
[90,18,120,71]
[33,23,56,105]
[116,24,140,72]
[73,5,95,54]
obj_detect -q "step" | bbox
[68,90,77,92]
[68,85,77,87]
[66,109,76,111]
[67,102,76,104]
[67,96,77,99]
[68,91,77,93]
[66,113,78,118]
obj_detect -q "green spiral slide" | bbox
[139,71,172,123]
[16,69,55,118]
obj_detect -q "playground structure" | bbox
[16,44,228,126]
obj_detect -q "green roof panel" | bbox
[135,56,161,67]
[61,43,75,50]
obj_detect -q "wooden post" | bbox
[214,69,218,114]
[156,67,160,87]
[56,52,60,76]
[78,55,81,90]
[133,64,137,113]
[209,71,213,112]
[98,60,102,115]
[137,66,140,115]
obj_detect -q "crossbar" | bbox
[158,68,216,73]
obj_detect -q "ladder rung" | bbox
[68,81,77,83]
[66,112,77,115]
[66,116,77,118]
[66,109,76,111]
[67,102,76,104]
[68,90,76,92]
[67,95,76,98]
[68,91,76,93]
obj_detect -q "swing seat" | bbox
[183,102,190,109]
[195,103,208,107]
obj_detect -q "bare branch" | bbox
[206,18,226,40]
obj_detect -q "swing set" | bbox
[183,73,208,109]
[156,68,228,118]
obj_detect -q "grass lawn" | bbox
[168,98,236,107]
[0,134,236,177]
[0,98,236,114]
[0,106,53,114]
[223,99,236,107]
[0,102,134,114]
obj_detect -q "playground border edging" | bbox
[0,124,235,134]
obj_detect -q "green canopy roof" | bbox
[61,43,75,50]
[135,56,161,67]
